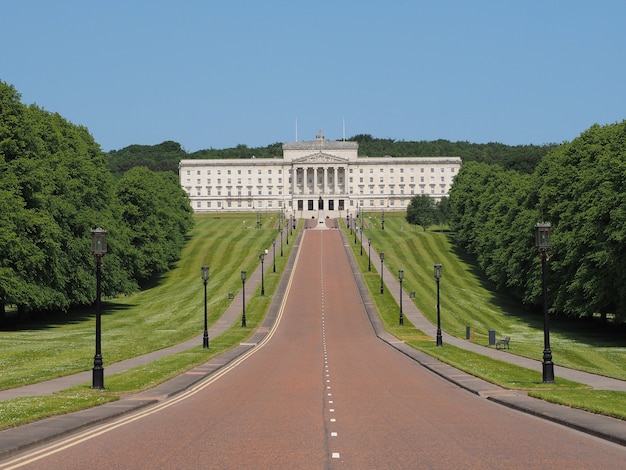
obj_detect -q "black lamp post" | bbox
[399,269,404,326]
[291,214,295,233]
[380,252,385,294]
[241,270,247,327]
[91,227,107,390]
[346,211,349,231]
[382,210,385,231]
[201,265,210,348]
[349,214,352,234]
[260,252,265,296]
[535,222,555,383]
[360,221,364,255]
[272,239,276,273]
[368,238,372,271]
[286,220,289,245]
[354,216,358,244]
[434,263,443,347]
[279,226,284,256]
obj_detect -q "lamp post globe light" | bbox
[399,269,404,326]
[272,239,276,273]
[379,252,385,294]
[201,265,210,348]
[91,227,107,390]
[368,238,372,271]
[535,222,555,383]
[241,270,247,327]
[260,252,266,296]
[434,263,443,347]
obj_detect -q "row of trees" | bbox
[0,81,194,320]
[448,121,626,323]
[106,136,556,178]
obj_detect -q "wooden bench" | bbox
[496,336,511,349]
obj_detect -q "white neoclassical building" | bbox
[179,131,461,219]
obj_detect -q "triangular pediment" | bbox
[292,152,348,164]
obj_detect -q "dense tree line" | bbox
[106,136,555,177]
[0,81,193,321]
[448,121,626,325]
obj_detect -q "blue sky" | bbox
[2,1,625,152]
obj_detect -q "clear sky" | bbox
[2,1,625,152]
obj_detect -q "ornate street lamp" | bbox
[272,239,276,273]
[279,225,284,256]
[91,227,107,390]
[368,238,372,272]
[241,270,247,327]
[434,263,443,346]
[399,269,404,326]
[259,252,265,296]
[349,214,353,234]
[380,252,385,294]
[201,265,210,348]
[535,222,555,383]
[382,209,385,231]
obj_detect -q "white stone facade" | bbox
[179,131,461,218]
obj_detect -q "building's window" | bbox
[268,178,272,184]
[186,179,191,184]
[237,178,241,184]
[349,177,353,183]
[359,177,363,183]
[420,168,424,173]
[400,168,404,173]
[207,170,211,175]
[268,201,273,207]
[451,167,456,173]
[207,179,211,184]
[380,188,384,194]
[410,167,414,173]
[268,188,272,195]
[359,168,363,173]
[196,190,201,196]
[441,168,445,173]
[268,169,272,174]
[217,201,222,208]
[227,178,231,184]
[218,169,221,175]
[207,201,212,208]
[197,170,201,175]
[197,179,201,185]
[217,190,221,196]
[248,178,252,184]
[196,201,201,208]
[369,168,374,174]
[380,168,384,173]
[248,201,252,208]
[431,176,435,182]
[207,188,211,195]
[248,169,252,174]
[258,189,262,195]
[227,169,231,175]
[227,190,231,196]
[248,190,252,196]
[400,188,404,195]
[410,176,414,183]
[237,201,242,207]
[420,176,424,183]
[400,176,404,182]
[390,200,395,206]
[258,178,262,184]
[431,168,435,173]
[257,201,262,207]
[227,200,232,207]
[237,189,242,196]
[238,169,242,175]
[441,176,445,182]
[258,169,262,174]
[186,170,191,176]
[369,200,374,207]
[278,178,282,184]
[379,177,384,183]
[369,177,374,183]
[217,178,221,184]
[278,169,282,174]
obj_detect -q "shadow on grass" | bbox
[0,302,135,332]
[450,239,626,349]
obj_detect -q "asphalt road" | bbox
[9,229,626,469]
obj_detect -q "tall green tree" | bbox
[406,194,437,231]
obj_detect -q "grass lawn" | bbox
[0,213,291,390]
[346,211,626,419]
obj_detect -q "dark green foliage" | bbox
[0,81,193,317]
[105,137,554,178]
[449,121,626,325]
[406,195,437,231]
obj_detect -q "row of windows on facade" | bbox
[186,175,450,186]
[195,198,411,209]
[185,166,455,176]
[188,185,445,198]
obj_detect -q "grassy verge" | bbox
[0,213,297,430]
[345,213,626,419]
